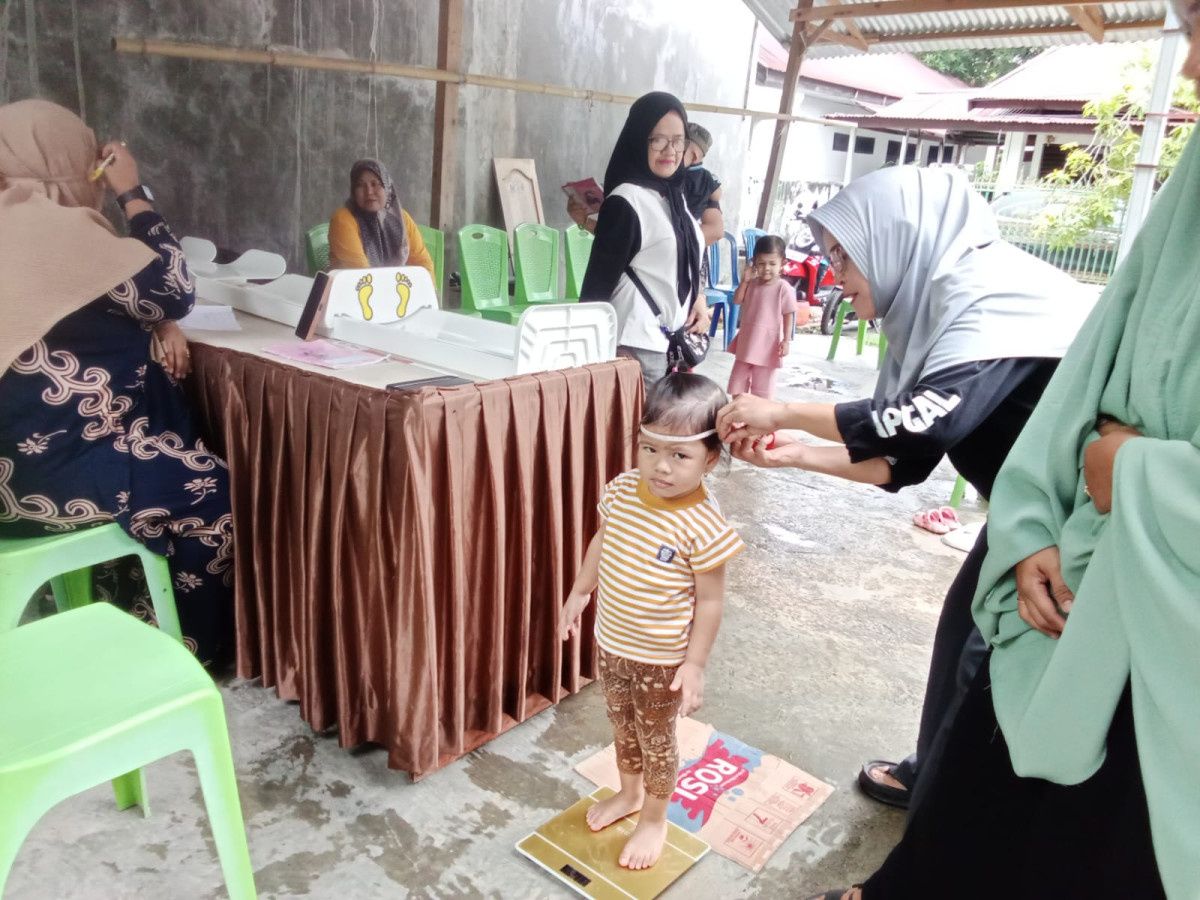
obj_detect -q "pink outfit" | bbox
[727,279,796,399]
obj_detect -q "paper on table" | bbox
[177,304,242,331]
[262,338,390,370]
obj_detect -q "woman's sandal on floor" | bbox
[856,760,911,808]
[912,508,951,534]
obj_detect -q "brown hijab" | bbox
[0,99,156,374]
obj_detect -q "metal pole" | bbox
[842,124,857,185]
[1118,5,1185,261]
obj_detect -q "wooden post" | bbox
[756,0,814,230]
[431,0,462,232]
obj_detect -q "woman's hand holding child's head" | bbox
[716,393,787,443]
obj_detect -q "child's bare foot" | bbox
[586,788,644,832]
[619,816,669,869]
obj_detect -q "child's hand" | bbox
[670,662,706,717]
[779,339,791,358]
[559,590,591,642]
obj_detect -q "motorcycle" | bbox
[781,237,843,334]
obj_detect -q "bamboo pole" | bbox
[111,37,834,127]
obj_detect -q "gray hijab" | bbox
[808,166,1094,399]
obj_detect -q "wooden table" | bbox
[184,310,642,777]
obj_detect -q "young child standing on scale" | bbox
[559,373,744,870]
[727,234,800,399]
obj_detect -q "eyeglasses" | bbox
[827,244,849,275]
[648,135,687,153]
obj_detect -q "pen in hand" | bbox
[89,152,117,182]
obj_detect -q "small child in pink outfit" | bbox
[727,235,797,399]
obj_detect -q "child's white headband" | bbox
[640,425,717,443]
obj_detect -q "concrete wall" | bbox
[1,0,758,276]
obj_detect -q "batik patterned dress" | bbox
[0,211,233,662]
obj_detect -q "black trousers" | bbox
[892,526,990,816]
[861,654,1165,899]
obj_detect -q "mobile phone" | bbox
[295,271,332,340]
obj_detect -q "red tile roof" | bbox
[757,31,967,98]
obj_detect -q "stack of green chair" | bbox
[0,522,183,815]
[564,224,594,300]
[305,223,330,276]
[416,224,445,296]
[0,602,257,898]
[504,222,570,321]
[457,224,512,319]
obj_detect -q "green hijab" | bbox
[974,127,1200,898]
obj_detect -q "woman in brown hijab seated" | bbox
[0,99,233,665]
[327,158,436,284]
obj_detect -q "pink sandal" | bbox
[913,509,951,535]
[938,507,962,530]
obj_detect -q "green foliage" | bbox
[917,48,1043,86]
[1035,52,1199,250]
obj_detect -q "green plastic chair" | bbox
[0,523,180,637]
[513,222,564,307]
[0,522,183,814]
[457,224,508,312]
[0,603,256,898]
[416,224,445,295]
[827,300,886,370]
[458,224,537,323]
[564,224,594,301]
[949,474,968,508]
[305,223,331,275]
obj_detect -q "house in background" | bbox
[745,30,969,232]
[824,42,1195,194]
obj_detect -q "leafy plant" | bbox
[1035,52,1199,250]
[917,48,1042,87]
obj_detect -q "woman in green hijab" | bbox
[809,7,1200,898]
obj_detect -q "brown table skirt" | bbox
[187,344,642,777]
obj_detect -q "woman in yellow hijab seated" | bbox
[328,158,436,285]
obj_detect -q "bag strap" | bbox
[624,265,664,323]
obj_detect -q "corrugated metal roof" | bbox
[742,1,1169,57]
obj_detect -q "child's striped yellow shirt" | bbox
[595,471,743,665]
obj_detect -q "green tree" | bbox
[1034,52,1199,250]
[917,48,1042,86]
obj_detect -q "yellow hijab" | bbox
[0,99,155,374]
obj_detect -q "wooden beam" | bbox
[1065,4,1105,41]
[819,0,871,51]
[793,0,1137,22]
[805,19,835,46]
[864,16,1162,43]
[431,0,462,233]
[758,1,813,229]
[817,27,874,50]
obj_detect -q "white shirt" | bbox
[607,183,703,352]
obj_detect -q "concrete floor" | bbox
[6,330,985,900]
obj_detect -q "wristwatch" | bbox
[115,185,155,209]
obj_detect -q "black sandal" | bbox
[804,887,861,900]
[857,759,911,809]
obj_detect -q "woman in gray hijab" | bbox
[716,165,1094,812]
[327,158,436,285]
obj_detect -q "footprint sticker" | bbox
[356,274,374,320]
[395,272,412,318]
